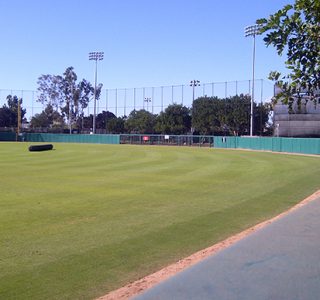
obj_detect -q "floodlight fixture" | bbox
[89,51,104,61]
[144,97,152,111]
[190,80,200,87]
[244,24,262,37]
[190,80,200,101]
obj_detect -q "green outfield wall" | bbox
[0,133,120,144]
[1,132,319,155]
[0,132,16,141]
[23,133,120,144]
[214,136,320,155]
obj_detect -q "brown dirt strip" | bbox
[97,189,320,300]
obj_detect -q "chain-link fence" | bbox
[120,134,214,146]
[0,79,273,121]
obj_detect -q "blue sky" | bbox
[0,0,293,117]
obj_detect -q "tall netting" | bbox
[0,89,43,120]
[0,79,273,121]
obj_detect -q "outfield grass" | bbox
[0,142,319,300]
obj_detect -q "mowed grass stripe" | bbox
[0,142,319,300]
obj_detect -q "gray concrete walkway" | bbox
[133,197,320,300]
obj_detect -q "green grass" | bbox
[0,142,319,300]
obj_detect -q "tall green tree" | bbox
[107,117,126,134]
[192,95,250,135]
[81,111,117,132]
[96,111,116,130]
[37,67,102,129]
[192,97,222,135]
[257,0,320,108]
[0,95,26,127]
[37,74,64,110]
[226,94,251,135]
[253,102,272,136]
[30,104,64,129]
[125,109,157,134]
[192,95,270,136]
[155,104,191,134]
[60,67,78,126]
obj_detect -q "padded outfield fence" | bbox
[0,132,16,141]
[0,132,120,144]
[23,133,120,144]
[214,136,320,155]
[0,132,319,155]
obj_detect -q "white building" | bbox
[273,86,320,137]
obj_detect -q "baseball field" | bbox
[0,142,319,299]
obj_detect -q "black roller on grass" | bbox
[28,144,54,152]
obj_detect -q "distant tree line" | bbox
[0,67,272,136]
[0,96,272,136]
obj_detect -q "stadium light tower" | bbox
[190,80,200,102]
[144,97,151,112]
[89,51,104,134]
[245,24,261,136]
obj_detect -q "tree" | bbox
[155,104,191,134]
[96,111,116,130]
[226,94,253,136]
[257,0,320,108]
[37,74,64,110]
[81,115,93,130]
[253,102,272,136]
[75,80,102,129]
[107,117,126,134]
[0,106,11,127]
[30,104,64,129]
[192,95,250,135]
[60,67,78,126]
[81,111,117,132]
[125,109,157,134]
[192,95,270,136]
[37,67,102,129]
[191,97,221,135]
[0,95,26,127]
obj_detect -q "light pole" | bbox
[245,24,261,136]
[89,51,104,134]
[190,80,200,102]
